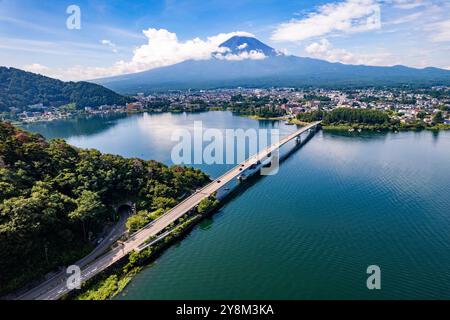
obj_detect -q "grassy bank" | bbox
[244,115,312,126]
[246,115,287,121]
[425,124,450,130]
[286,118,311,126]
[322,124,388,131]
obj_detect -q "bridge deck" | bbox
[19,121,321,300]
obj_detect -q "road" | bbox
[17,121,321,300]
[14,208,130,300]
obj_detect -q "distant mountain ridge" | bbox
[0,67,131,112]
[93,36,450,93]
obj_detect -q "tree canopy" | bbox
[0,121,209,293]
[297,108,390,125]
[0,67,132,112]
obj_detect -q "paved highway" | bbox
[17,121,321,300]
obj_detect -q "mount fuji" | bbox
[94,36,450,93]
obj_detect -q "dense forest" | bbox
[0,67,132,112]
[228,95,286,118]
[297,108,390,125]
[0,121,209,294]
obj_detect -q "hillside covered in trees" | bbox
[0,121,209,294]
[0,67,131,112]
[296,107,450,130]
[297,108,390,125]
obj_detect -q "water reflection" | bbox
[21,113,128,140]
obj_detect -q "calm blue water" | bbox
[22,111,450,299]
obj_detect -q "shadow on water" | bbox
[323,130,391,142]
[257,120,282,129]
[198,218,214,231]
[20,113,128,140]
[431,130,440,143]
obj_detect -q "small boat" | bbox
[348,128,355,132]
[358,128,362,133]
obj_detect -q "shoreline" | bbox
[240,114,450,131]
[11,109,450,132]
[245,115,288,121]
[321,123,450,132]
[244,115,311,126]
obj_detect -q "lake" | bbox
[22,111,450,299]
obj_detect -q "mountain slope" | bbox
[96,55,450,93]
[218,35,280,57]
[0,67,131,112]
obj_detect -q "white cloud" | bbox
[215,50,267,61]
[22,63,51,75]
[120,28,246,72]
[117,28,265,69]
[237,43,248,50]
[0,15,58,35]
[390,0,427,10]
[100,39,118,53]
[19,29,261,81]
[384,12,422,25]
[271,0,381,42]
[428,20,450,42]
[100,26,147,40]
[305,39,394,66]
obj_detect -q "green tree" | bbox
[417,111,427,119]
[197,196,219,214]
[69,190,106,240]
[0,120,210,294]
[126,210,151,233]
[433,111,444,124]
[151,196,178,210]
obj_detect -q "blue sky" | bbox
[1,0,449,80]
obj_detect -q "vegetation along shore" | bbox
[0,121,210,296]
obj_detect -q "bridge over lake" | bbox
[18,121,321,300]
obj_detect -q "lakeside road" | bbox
[17,121,321,300]
[14,209,130,300]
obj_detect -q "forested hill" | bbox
[0,67,131,112]
[0,121,210,294]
